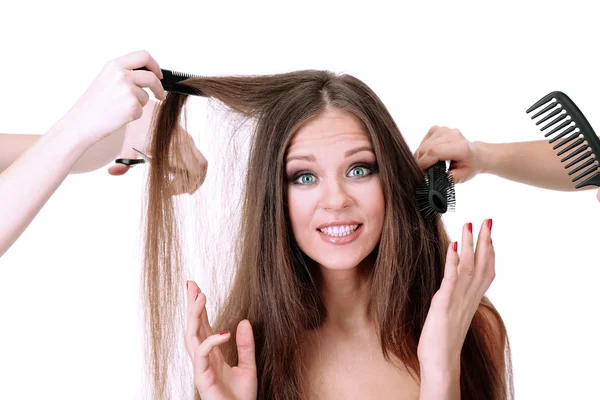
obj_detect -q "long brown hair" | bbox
[141,70,513,399]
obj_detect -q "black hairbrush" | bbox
[526,91,600,189]
[134,67,204,96]
[416,160,456,218]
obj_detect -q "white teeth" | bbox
[318,224,359,237]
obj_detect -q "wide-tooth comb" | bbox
[526,91,600,189]
[135,67,204,96]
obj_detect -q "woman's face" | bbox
[285,108,385,271]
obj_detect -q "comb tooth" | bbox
[540,112,567,131]
[535,108,562,126]
[561,145,588,162]
[556,138,584,156]
[530,102,559,120]
[548,126,577,143]
[564,151,592,168]
[552,132,580,149]
[568,158,595,176]
[572,165,599,182]
[545,120,573,137]
[575,170,600,189]
[526,95,556,114]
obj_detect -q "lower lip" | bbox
[317,225,363,245]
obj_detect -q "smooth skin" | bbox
[185,110,498,399]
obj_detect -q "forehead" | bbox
[287,109,371,153]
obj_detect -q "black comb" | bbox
[134,67,204,96]
[526,91,600,189]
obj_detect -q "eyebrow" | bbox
[286,146,375,163]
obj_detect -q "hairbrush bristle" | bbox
[416,161,456,219]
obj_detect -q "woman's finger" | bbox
[416,140,465,173]
[193,331,231,375]
[185,290,207,355]
[440,241,459,292]
[130,85,150,108]
[471,219,495,297]
[457,222,475,278]
[236,320,257,371]
[115,50,163,80]
[130,69,166,101]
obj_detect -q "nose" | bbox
[319,178,352,211]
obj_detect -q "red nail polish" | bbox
[490,238,493,244]
[453,241,458,252]
[220,330,230,335]
[467,223,472,233]
[487,219,493,231]
[195,293,199,301]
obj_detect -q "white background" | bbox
[1,1,599,399]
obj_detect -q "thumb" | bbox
[108,146,138,176]
[236,320,256,370]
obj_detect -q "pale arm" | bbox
[0,119,93,257]
[419,370,460,400]
[475,139,595,191]
[0,100,160,175]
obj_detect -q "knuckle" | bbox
[115,69,128,83]
[424,146,437,157]
[104,59,118,71]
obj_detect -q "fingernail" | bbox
[220,330,230,335]
[453,241,458,252]
[467,222,472,233]
[195,293,199,301]
[490,238,493,244]
[487,219,493,231]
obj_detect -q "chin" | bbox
[310,252,371,271]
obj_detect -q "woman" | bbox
[143,69,512,399]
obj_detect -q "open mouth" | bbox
[317,224,362,237]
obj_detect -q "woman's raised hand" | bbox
[185,281,257,400]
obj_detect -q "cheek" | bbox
[287,188,317,237]
[359,181,385,229]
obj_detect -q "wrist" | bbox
[472,140,494,175]
[44,118,94,159]
[419,365,461,399]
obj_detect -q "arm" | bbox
[0,100,160,175]
[0,128,125,175]
[419,368,460,400]
[0,119,95,257]
[475,139,586,192]
[415,126,599,192]
[0,50,166,258]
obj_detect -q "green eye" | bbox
[297,174,315,185]
[349,167,367,177]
